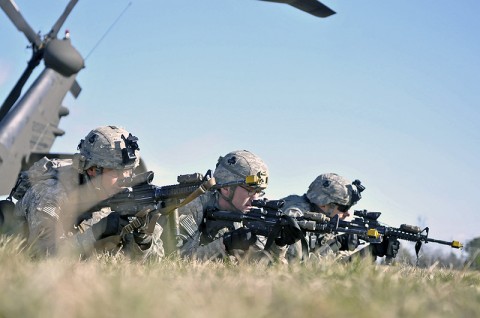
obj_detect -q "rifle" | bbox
[86,171,214,215]
[205,199,308,250]
[83,170,216,252]
[96,169,268,218]
[92,171,279,253]
[293,209,463,260]
[292,211,361,253]
[342,210,463,254]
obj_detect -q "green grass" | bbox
[1,236,479,318]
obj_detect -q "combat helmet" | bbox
[73,125,140,172]
[213,150,269,190]
[306,173,365,211]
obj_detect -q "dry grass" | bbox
[1,235,479,318]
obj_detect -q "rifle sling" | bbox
[146,213,161,235]
[300,235,309,262]
[158,178,216,216]
[264,220,282,251]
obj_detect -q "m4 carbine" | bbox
[85,170,215,243]
[101,171,215,215]
[342,210,463,253]
[297,209,462,249]
[294,209,463,260]
[205,199,305,250]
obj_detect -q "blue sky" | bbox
[1,0,479,255]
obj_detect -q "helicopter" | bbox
[259,0,335,18]
[0,0,84,195]
[0,0,334,197]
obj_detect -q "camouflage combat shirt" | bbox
[174,191,287,263]
[14,157,164,261]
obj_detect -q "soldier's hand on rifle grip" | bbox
[371,237,400,258]
[386,237,400,258]
[275,226,302,247]
[275,216,304,247]
[92,212,122,240]
[338,234,359,251]
[223,227,257,253]
[131,215,154,250]
[133,230,153,250]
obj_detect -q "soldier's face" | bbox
[334,208,350,220]
[101,168,134,197]
[219,186,263,212]
[233,185,259,212]
[87,167,132,199]
[318,204,351,220]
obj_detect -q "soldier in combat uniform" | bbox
[282,173,399,262]
[11,125,164,260]
[173,150,299,263]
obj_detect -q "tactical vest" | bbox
[0,157,74,236]
[199,207,236,245]
[11,157,74,200]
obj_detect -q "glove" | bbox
[223,227,257,253]
[386,238,400,258]
[275,226,303,247]
[133,224,153,250]
[274,216,304,247]
[338,234,359,251]
[130,209,155,250]
[371,237,400,258]
[91,212,123,240]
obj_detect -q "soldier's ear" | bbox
[219,187,232,197]
[86,167,96,177]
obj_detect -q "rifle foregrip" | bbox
[303,211,330,222]
[297,220,318,231]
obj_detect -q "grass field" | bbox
[1,236,479,318]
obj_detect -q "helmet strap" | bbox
[218,186,242,213]
[84,167,111,198]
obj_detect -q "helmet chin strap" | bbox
[218,186,242,213]
[84,167,111,199]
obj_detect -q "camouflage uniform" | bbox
[282,173,365,262]
[173,150,287,263]
[177,191,286,262]
[12,126,164,261]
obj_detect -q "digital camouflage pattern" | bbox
[306,173,353,206]
[281,194,363,262]
[14,159,164,260]
[177,191,231,260]
[12,157,74,201]
[75,125,140,171]
[12,124,164,261]
[75,207,164,261]
[176,191,287,263]
[214,150,269,189]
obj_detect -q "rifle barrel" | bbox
[426,238,463,249]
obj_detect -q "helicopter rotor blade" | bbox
[48,0,79,39]
[259,0,336,18]
[0,0,42,47]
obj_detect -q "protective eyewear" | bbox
[239,185,265,197]
[336,204,351,213]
